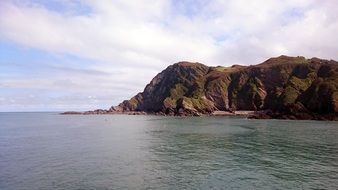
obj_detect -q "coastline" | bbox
[61,110,256,116]
[61,109,338,121]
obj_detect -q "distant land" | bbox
[63,55,338,121]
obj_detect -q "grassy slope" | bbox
[117,56,338,118]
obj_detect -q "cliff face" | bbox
[112,55,338,120]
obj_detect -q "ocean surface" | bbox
[0,113,338,190]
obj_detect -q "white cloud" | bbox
[0,0,338,111]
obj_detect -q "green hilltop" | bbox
[111,55,338,120]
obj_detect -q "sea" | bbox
[1,112,338,190]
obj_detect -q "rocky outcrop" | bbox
[117,62,214,116]
[112,56,338,120]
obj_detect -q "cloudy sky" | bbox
[0,0,337,111]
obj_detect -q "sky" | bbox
[0,0,338,111]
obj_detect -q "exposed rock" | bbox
[61,111,83,115]
[83,109,110,114]
[109,105,123,112]
[63,55,338,120]
[113,56,338,120]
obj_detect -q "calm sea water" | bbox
[0,113,338,190]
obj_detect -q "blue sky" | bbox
[0,0,338,111]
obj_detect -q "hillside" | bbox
[101,55,338,120]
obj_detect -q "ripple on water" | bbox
[0,114,338,189]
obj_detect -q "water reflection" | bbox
[1,114,338,190]
[146,117,338,189]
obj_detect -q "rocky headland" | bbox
[63,55,338,120]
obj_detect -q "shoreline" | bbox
[61,110,257,116]
[60,110,338,121]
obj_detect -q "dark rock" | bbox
[61,111,83,115]
[85,55,338,120]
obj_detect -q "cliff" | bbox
[110,55,338,120]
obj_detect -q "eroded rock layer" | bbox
[112,55,338,120]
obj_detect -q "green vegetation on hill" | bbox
[116,56,338,120]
